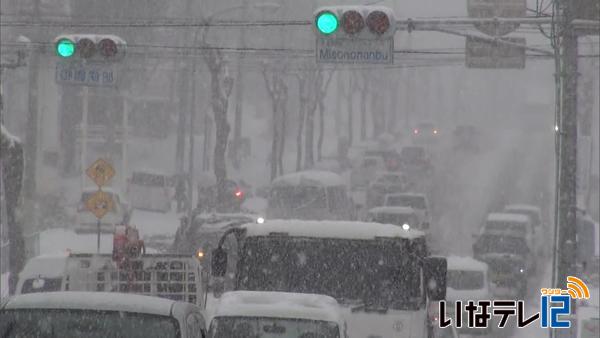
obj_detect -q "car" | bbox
[366,206,423,231]
[384,193,431,229]
[442,256,493,336]
[481,212,538,268]
[412,121,440,145]
[0,291,207,338]
[364,150,402,171]
[75,187,131,234]
[366,172,411,208]
[399,146,434,177]
[208,291,346,338]
[350,155,386,189]
[472,233,533,299]
[452,124,481,152]
[127,170,174,213]
[197,179,247,213]
[504,204,548,255]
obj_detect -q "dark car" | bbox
[473,234,532,299]
[453,124,481,152]
[399,146,434,177]
[197,179,247,213]
[412,122,440,145]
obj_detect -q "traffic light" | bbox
[314,6,396,38]
[53,34,126,61]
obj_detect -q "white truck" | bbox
[210,219,448,338]
[15,253,208,308]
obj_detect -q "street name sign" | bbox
[316,37,393,64]
[465,36,526,69]
[55,61,117,87]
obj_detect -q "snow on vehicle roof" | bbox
[446,255,488,272]
[271,170,346,187]
[242,219,424,240]
[504,204,541,213]
[385,192,426,199]
[2,291,176,316]
[486,213,530,224]
[213,291,343,323]
[368,206,416,215]
[19,254,69,279]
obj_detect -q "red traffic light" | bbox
[76,38,96,58]
[366,10,391,35]
[98,38,118,58]
[234,190,244,199]
[342,10,365,34]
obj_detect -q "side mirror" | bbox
[424,256,447,301]
[211,247,228,277]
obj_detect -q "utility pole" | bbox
[23,0,41,200]
[554,0,579,307]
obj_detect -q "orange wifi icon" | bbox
[565,276,590,299]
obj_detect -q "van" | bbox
[209,291,346,338]
[128,171,173,212]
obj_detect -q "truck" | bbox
[209,219,447,338]
[15,252,207,308]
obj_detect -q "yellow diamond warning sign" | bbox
[85,190,114,219]
[86,158,115,187]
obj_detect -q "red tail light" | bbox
[234,190,244,199]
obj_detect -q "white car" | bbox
[440,256,492,336]
[384,193,431,229]
[209,291,346,338]
[366,206,423,231]
[0,291,207,338]
[75,187,131,234]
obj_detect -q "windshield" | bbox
[474,235,529,256]
[368,213,418,228]
[237,237,423,310]
[21,278,62,294]
[485,221,527,235]
[0,309,180,338]
[400,147,425,160]
[269,186,327,210]
[209,316,340,338]
[385,196,426,209]
[447,270,485,290]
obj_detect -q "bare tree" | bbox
[357,71,371,141]
[262,62,288,180]
[203,49,233,211]
[340,71,359,145]
[294,65,334,170]
[317,70,336,161]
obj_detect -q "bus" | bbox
[267,171,353,220]
[210,219,447,338]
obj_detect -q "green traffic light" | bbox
[56,38,75,58]
[316,11,338,35]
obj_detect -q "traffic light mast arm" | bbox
[432,27,554,55]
